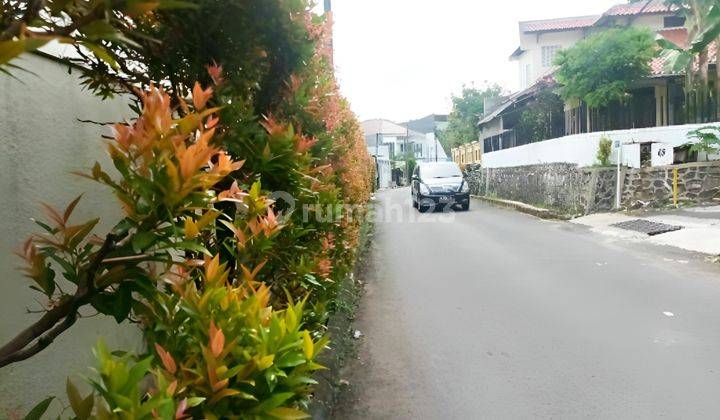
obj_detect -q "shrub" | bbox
[144,256,328,417]
[3,2,372,417]
[1,81,242,368]
[26,340,181,420]
[689,126,720,154]
[19,83,327,419]
[597,136,613,166]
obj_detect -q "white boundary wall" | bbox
[483,123,720,169]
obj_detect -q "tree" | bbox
[516,84,565,143]
[441,83,503,150]
[661,0,720,121]
[555,27,657,109]
[0,1,197,77]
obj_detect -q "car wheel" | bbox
[418,198,433,213]
[460,202,470,211]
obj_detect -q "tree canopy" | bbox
[555,27,657,109]
[441,83,503,149]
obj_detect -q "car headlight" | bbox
[460,182,470,193]
[419,183,430,195]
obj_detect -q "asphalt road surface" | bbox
[335,187,720,419]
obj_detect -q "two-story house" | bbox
[511,0,680,90]
[457,0,700,167]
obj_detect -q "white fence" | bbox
[482,123,720,169]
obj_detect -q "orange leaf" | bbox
[209,321,225,358]
[192,82,213,110]
[155,343,177,374]
[206,62,224,85]
[63,195,83,223]
[40,203,65,227]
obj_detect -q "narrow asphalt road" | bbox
[335,187,720,419]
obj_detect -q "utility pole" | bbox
[323,0,334,67]
[405,124,410,185]
[375,132,380,189]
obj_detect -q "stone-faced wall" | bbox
[465,163,592,214]
[464,161,720,215]
[581,168,618,213]
[622,162,720,208]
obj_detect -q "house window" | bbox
[542,45,561,67]
[524,64,532,87]
[664,16,686,28]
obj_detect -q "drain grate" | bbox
[611,219,683,236]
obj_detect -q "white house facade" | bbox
[511,0,680,90]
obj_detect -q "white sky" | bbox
[324,0,621,122]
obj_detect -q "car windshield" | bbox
[421,163,462,179]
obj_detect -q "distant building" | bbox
[362,118,449,187]
[403,114,449,135]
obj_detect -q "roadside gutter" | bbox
[472,195,571,221]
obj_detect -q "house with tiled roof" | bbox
[511,15,600,89]
[512,0,679,90]
[453,0,711,169]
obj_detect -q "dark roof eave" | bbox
[509,46,524,60]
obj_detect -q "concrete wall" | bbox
[482,123,720,169]
[0,53,142,415]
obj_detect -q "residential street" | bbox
[335,187,720,419]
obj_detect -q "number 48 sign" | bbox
[651,143,673,166]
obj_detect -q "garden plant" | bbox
[0,0,373,417]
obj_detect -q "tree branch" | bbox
[0,234,119,369]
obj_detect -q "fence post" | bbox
[673,168,679,208]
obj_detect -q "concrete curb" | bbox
[472,195,571,221]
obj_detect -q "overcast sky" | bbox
[325,0,621,122]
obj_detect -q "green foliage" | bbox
[597,136,613,166]
[23,397,55,420]
[661,0,720,76]
[406,157,417,180]
[442,83,503,149]
[660,0,720,121]
[26,340,182,420]
[73,340,180,419]
[556,27,657,108]
[3,84,241,369]
[5,2,373,417]
[688,126,720,153]
[0,1,197,73]
[516,86,565,143]
[143,256,327,417]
